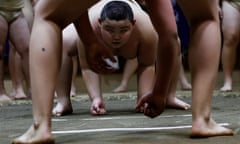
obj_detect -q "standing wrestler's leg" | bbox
[12,0,102,143]
[0,15,11,102]
[22,0,34,29]
[53,47,73,116]
[53,25,76,116]
[179,56,192,90]
[178,0,233,137]
[9,44,27,99]
[12,8,62,144]
[70,55,78,97]
[9,0,34,99]
[220,1,240,92]
[9,13,31,97]
[167,54,191,110]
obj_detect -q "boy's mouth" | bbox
[112,41,121,45]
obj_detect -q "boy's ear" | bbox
[132,19,136,25]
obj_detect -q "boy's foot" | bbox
[112,85,127,93]
[167,97,191,110]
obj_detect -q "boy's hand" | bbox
[136,91,166,118]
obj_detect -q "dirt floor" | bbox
[0,72,240,144]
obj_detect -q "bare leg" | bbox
[53,25,77,116]
[12,11,61,144]
[22,0,34,29]
[0,15,11,102]
[167,55,191,110]
[9,46,27,99]
[179,56,192,90]
[9,13,31,97]
[178,0,233,137]
[12,0,100,143]
[0,53,11,101]
[53,43,73,116]
[70,55,78,97]
[113,58,138,93]
[220,1,240,92]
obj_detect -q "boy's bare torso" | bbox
[89,0,157,65]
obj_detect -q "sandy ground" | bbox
[0,72,240,144]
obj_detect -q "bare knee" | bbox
[223,31,239,48]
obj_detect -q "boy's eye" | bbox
[120,29,128,33]
[105,28,114,33]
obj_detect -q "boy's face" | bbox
[99,18,135,49]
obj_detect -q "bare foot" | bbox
[112,85,127,93]
[167,97,191,110]
[12,124,54,144]
[0,94,13,102]
[70,89,76,97]
[220,84,232,92]
[52,102,73,116]
[54,91,57,98]
[26,89,32,99]
[13,91,28,100]
[191,118,233,138]
[181,83,192,91]
[90,99,106,115]
[70,84,77,97]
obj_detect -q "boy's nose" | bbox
[112,33,121,39]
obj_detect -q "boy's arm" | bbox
[74,11,116,74]
[136,0,179,118]
[137,64,155,102]
[135,26,159,113]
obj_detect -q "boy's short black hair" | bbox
[100,1,134,22]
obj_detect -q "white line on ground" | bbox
[52,123,229,134]
[80,114,192,121]
[52,114,192,122]
[52,119,68,122]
